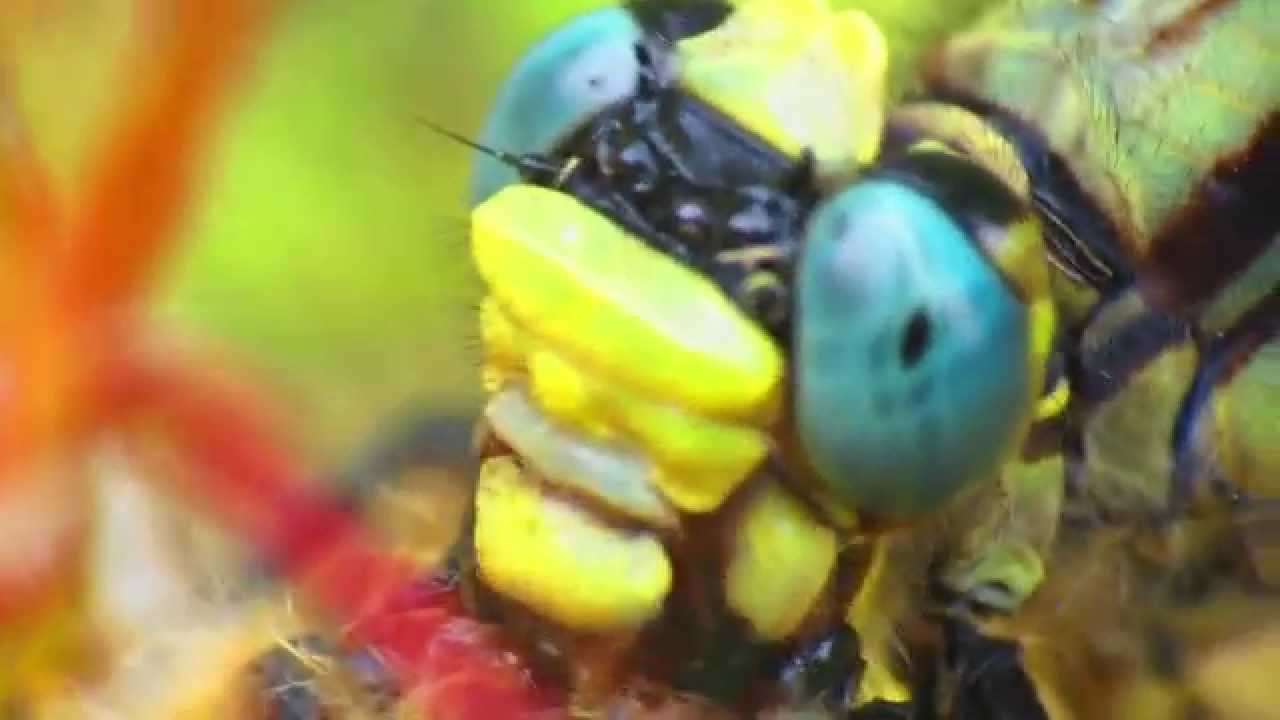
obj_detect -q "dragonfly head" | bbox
[469,0,887,205]
[469,7,651,205]
[795,146,1056,516]
[466,2,1050,521]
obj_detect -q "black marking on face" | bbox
[870,147,1025,232]
[735,269,790,331]
[626,0,733,42]
[774,625,863,713]
[483,1,819,337]
[923,91,1135,294]
[941,620,1049,720]
[533,52,819,338]
[864,147,1033,302]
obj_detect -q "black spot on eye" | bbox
[900,309,932,368]
[587,74,605,90]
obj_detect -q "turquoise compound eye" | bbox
[471,8,643,205]
[794,179,1034,515]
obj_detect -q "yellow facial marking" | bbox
[474,457,672,632]
[481,300,771,514]
[1034,372,1071,422]
[846,542,912,705]
[974,215,1057,431]
[725,481,837,640]
[677,0,888,186]
[472,185,783,424]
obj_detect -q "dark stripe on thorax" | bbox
[1146,111,1280,312]
[1070,291,1194,407]
[1145,0,1238,54]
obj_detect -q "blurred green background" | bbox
[14,0,995,469]
[163,0,616,465]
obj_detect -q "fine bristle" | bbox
[416,118,562,181]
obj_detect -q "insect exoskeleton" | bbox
[877,0,1279,716]
[459,0,1066,711]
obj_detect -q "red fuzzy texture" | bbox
[105,353,565,719]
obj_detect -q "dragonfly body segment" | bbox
[927,0,1279,313]
[881,0,1279,714]
[903,0,1279,521]
[455,0,1278,714]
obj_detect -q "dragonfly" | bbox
[238,0,1276,717]
[438,0,1280,716]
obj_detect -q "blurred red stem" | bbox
[100,348,564,719]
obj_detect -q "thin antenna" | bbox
[417,118,562,183]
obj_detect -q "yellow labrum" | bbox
[482,299,771,514]
[472,185,783,424]
[474,457,672,632]
[725,481,837,641]
[474,184,783,514]
[676,0,887,187]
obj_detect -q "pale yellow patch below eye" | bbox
[676,0,888,185]
[473,456,672,633]
[724,481,837,641]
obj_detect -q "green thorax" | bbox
[924,0,1278,312]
